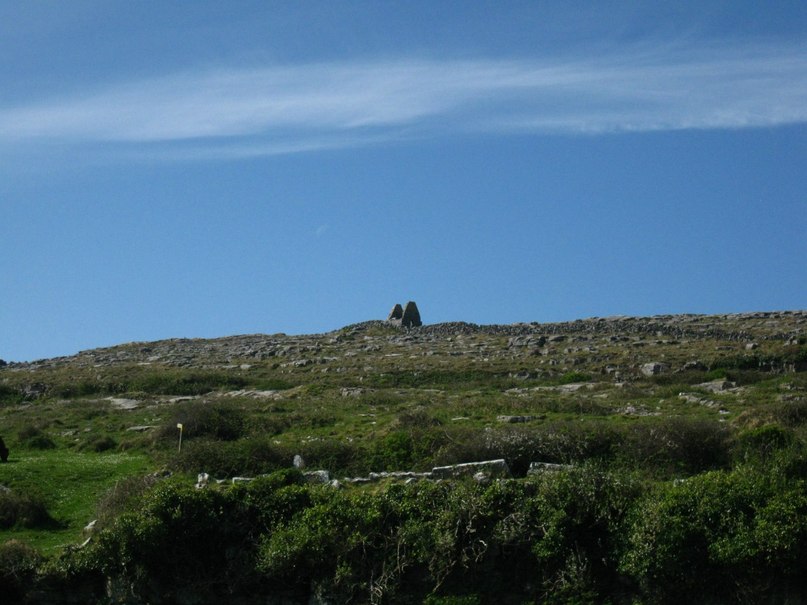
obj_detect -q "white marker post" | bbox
[177,423,184,453]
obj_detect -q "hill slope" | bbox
[1,311,806,604]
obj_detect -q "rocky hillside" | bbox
[2,310,807,605]
[7,310,805,373]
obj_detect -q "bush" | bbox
[435,423,620,476]
[621,468,807,603]
[156,401,247,443]
[0,384,23,405]
[367,428,448,472]
[95,481,263,603]
[771,399,807,427]
[80,435,118,453]
[733,425,793,464]
[619,418,730,476]
[17,425,56,450]
[558,371,591,384]
[95,475,161,529]
[0,488,58,529]
[0,540,42,602]
[131,370,248,396]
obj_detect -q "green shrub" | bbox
[80,435,118,453]
[621,468,807,603]
[619,418,730,476]
[297,438,363,475]
[95,481,264,603]
[558,371,591,384]
[0,540,42,603]
[733,425,793,464]
[0,488,57,529]
[705,368,729,380]
[367,428,447,472]
[131,370,248,395]
[17,425,56,450]
[395,408,442,429]
[156,401,247,443]
[172,437,289,477]
[771,399,807,427]
[0,384,23,405]
[435,423,620,476]
[95,475,161,528]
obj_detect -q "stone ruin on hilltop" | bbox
[387,301,422,328]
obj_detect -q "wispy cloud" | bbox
[2,43,806,158]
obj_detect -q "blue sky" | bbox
[1,1,806,361]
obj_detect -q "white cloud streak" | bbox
[2,43,806,158]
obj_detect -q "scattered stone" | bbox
[678,392,717,408]
[340,387,366,398]
[106,397,140,410]
[496,415,536,423]
[196,473,210,489]
[293,454,306,469]
[126,425,156,432]
[431,459,511,480]
[696,379,737,393]
[473,471,491,484]
[22,383,47,399]
[618,404,660,417]
[682,360,707,371]
[231,477,254,484]
[527,462,573,475]
[225,389,283,400]
[304,470,331,484]
[641,362,668,376]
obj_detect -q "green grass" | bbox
[0,450,151,552]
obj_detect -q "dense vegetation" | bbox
[1,313,806,603]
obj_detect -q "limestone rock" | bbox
[304,470,331,484]
[431,459,511,480]
[527,462,573,475]
[641,362,668,376]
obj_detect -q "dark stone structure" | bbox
[0,437,8,462]
[387,304,403,322]
[387,301,422,328]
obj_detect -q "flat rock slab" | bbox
[431,459,511,480]
[106,397,140,410]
